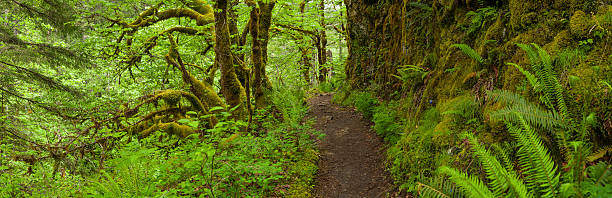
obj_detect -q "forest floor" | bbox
[308,93,395,197]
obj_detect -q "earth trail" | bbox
[308,93,395,198]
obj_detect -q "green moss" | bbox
[569,10,594,38]
[543,30,573,54]
[285,148,318,198]
[509,0,548,30]
[483,16,504,42]
[140,122,195,138]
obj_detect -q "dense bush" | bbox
[372,101,404,144]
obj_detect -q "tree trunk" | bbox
[251,1,275,109]
[250,4,265,108]
[228,0,249,88]
[214,0,246,118]
[317,0,328,83]
[343,0,378,88]
[300,45,313,83]
[298,1,311,84]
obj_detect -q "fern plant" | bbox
[451,44,484,64]
[487,89,569,131]
[508,43,569,120]
[464,7,498,36]
[432,119,558,198]
[427,115,611,198]
[417,175,466,198]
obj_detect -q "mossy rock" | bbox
[483,16,505,42]
[483,101,505,131]
[543,30,573,54]
[553,0,585,10]
[569,10,595,38]
[509,0,551,30]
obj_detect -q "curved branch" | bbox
[113,8,214,29]
[274,23,319,38]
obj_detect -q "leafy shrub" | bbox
[318,81,334,93]
[388,108,446,192]
[372,101,404,144]
[85,141,161,197]
[352,92,378,119]
[73,84,320,197]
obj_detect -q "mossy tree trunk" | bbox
[214,0,247,119]
[299,1,312,84]
[344,0,378,88]
[250,1,275,109]
[317,0,328,83]
[228,0,250,88]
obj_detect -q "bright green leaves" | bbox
[438,166,496,198]
[178,118,200,128]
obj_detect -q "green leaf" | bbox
[177,119,191,124]
[187,121,199,128]
[209,106,225,112]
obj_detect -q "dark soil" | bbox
[308,93,395,198]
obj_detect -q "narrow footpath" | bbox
[308,93,394,198]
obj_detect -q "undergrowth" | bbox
[1,85,320,197]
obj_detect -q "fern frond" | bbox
[587,162,612,186]
[564,141,590,183]
[417,181,457,198]
[463,133,531,198]
[438,166,495,198]
[418,175,466,198]
[507,63,541,92]
[587,146,612,162]
[514,43,570,119]
[451,44,484,64]
[408,2,433,12]
[511,115,560,198]
[487,90,569,130]
[490,143,515,176]
[516,43,541,66]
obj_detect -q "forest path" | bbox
[308,93,394,197]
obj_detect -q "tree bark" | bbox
[257,1,275,87]
[228,0,249,88]
[343,0,378,88]
[250,1,275,109]
[317,0,328,83]
[214,0,246,118]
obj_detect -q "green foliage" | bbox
[318,81,335,92]
[347,91,379,119]
[511,43,569,119]
[463,7,498,37]
[511,116,560,197]
[434,117,611,198]
[440,95,481,126]
[86,142,161,197]
[394,65,430,88]
[463,132,529,197]
[451,44,484,64]
[417,176,465,198]
[388,108,444,192]
[437,166,496,198]
[488,89,568,131]
[372,101,404,144]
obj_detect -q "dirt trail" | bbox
[308,93,394,198]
